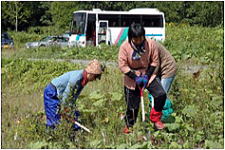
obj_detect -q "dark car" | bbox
[25,36,69,48]
[1,32,14,48]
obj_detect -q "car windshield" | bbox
[40,36,53,42]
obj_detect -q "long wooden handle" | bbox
[61,113,91,133]
[74,121,91,133]
[141,96,145,122]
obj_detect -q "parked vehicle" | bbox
[69,8,165,47]
[1,32,14,48]
[25,36,69,48]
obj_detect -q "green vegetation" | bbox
[2,1,223,32]
[1,58,223,148]
[5,24,223,64]
[1,24,223,148]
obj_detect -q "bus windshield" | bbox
[71,12,86,34]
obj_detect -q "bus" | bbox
[69,8,165,47]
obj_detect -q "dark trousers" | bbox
[124,78,167,127]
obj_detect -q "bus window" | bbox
[142,15,163,27]
[86,14,96,45]
[99,14,120,27]
[121,15,141,27]
[72,13,86,34]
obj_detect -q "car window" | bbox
[56,37,69,42]
[1,33,11,40]
[40,36,52,42]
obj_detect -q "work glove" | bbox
[142,75,149,88]
[135,76,143,86]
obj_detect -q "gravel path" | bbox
[27,58,214,74]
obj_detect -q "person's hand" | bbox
[134,71,141,76]
[135,76,143,86]
[142,75,149,88]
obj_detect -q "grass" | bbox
[1,57,223,148]
[1,24,224,148]
[3,24,223,65]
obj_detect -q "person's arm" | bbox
[118,45,130,74]
[61,75,80,105]
[146,66,156,79]
[147,73,157,87]
[61,82,75,105]
[118,44,141,80]
[145,40,160,84]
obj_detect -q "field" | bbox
[1,24,224,148]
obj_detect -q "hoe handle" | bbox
[61,113,91,133]
[140,87,145,122]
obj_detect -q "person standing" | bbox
[147,42,177,93]
[118,23,167,133]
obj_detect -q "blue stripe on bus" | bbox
[76,34,86,41]
[145,34,163,36]
[78,34,86,36]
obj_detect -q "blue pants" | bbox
[44,83,61,128]
[160,75,176,93]
[44,83,81,130]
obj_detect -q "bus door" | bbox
[96,20,108,46]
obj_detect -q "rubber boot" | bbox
[150,107,165,130]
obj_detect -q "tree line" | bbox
[1,1,224,32]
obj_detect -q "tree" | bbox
[184,1,224,27]
[50,2,80,30]
[2,1,30,32]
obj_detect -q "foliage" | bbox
[1,1,224,32]
[1,1,30,31]
[9,25,223,65]
[1,55,224,148]
[164,24,223,64]
[1,24,224,148]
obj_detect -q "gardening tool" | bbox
[61,112,91,133]
[139,87,145,122]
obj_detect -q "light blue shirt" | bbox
[51,70,84,104]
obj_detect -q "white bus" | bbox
[69,8,165,47]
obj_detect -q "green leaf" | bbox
[184,124,194,132]
[205,140,223,149]
[111,92,122,101]
[92,98,105,107]
[27,141,49,149]
[116,143,128,149]
[89,91,104,100]
[81,109,97,113]
[129,142,148,149]
[169,142,182,149]
[182,105,198,118]
[89,140,101,147]
[166,123,180,132]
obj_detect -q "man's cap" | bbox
[85,59,104,75]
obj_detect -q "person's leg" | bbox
[160,75,176,94]
[124,86,141,128]
[146,78,167,129]
[44,83,60,129]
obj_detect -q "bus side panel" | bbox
[109,27,129,46]
[109,27,165,46]
[145,28,165,42]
